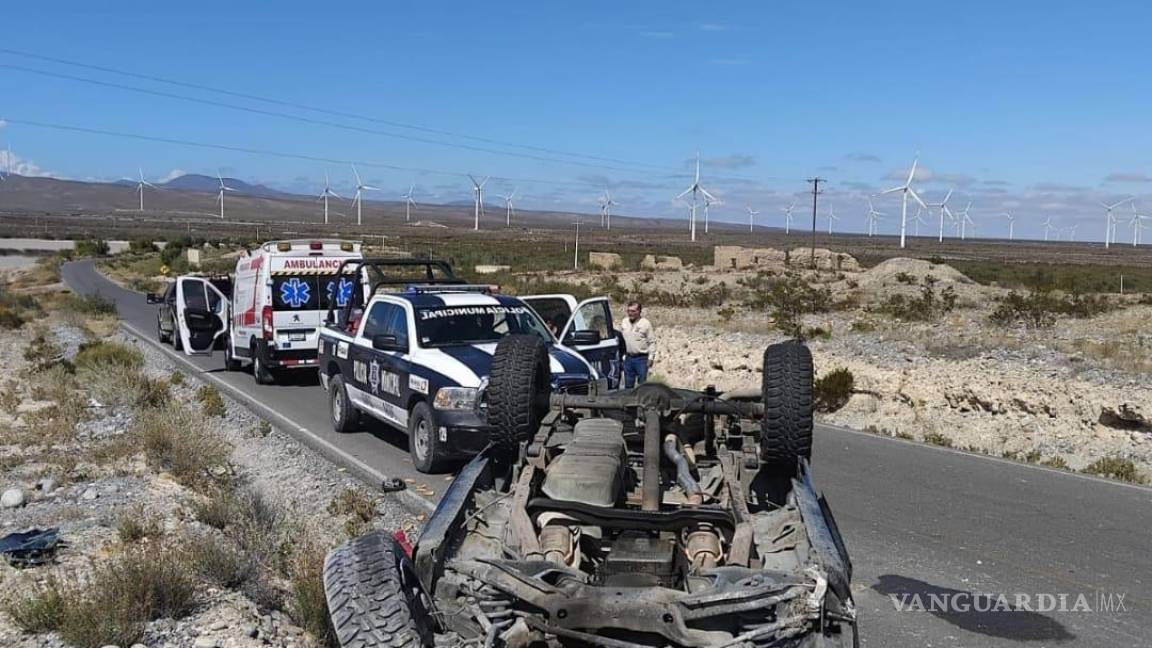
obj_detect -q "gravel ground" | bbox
[0,321,422,648]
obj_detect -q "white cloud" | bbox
[698,23,727,31]
[160,168,186,183]
[0,148,51,177]
[639,30,675,39]
[1104,172,1152,183]
[0,119,7,129]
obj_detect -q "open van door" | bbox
[175,276,230,356]
[557,297,622,389]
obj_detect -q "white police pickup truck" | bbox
[317,258,622,473]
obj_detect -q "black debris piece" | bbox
[0,528,63,567]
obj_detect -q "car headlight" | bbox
[433,386,479,410]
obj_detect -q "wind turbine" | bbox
[746,205,760,232]
[0,142,10,181]
[350,164,378,226]
[318,172,343,225]
[1042,216,1055,242]
[953,201,973,240]
[866,197,885,236]
[135,168,157,212]
[402,184,416,223]
[216,171,237,220]
[781,201,796,234]
[913,206,929,237]
[825,204,839,234]
[500,187,518,226]
[880,155,928,248]
[1101,197,1134,248]
[703,193,723,234]
[674,152,716,242]
[930,189,954,243]
[1130,204,1148,246]
[1002,211,1016,241]
[599,190,617,229]
[468,175,489,230]
[1068,223,1079,241]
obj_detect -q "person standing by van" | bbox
[620,300,654,388]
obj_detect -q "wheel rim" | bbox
[414,418,431,461]
[332,387,343,423]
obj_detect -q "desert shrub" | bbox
[192,488,240,530]
[255,420,272,437]
[850,319,876,333]
[923,431,953,448]
[117,507,163,544]
[169,370,185,386]
[990,290,1115,328]
[23,332,66,372]
[129,238,158,253]
[894,271,917,285]
[197,384,226,418]
[0,306,25,329]
[183,533,252,588]
[137,404,231,491]
[804,326,831,340]
[717,305,736,322]
[1042,456,1069,470]
[814,368,854,412]
[1081,457,1144,484]
[75,340,143,372]
[287,542,337,647]
[873,276,957,322]
[75,238,110,257]
[745,274,832,336]
[62,292,118,317]
[0,380,20,417]
[5,543,198,648]
[328,488,376,538]
[4,576,68,633]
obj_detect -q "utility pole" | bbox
[806,177,825,268]
[573,221,581,270]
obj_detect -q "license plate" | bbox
[289,332,306,342]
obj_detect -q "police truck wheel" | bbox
[172,330,183,351]
[329,374,360,433]
[408,402,447,473]
[157,318,170,344]
[252,345,276,385]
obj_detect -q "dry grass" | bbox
[137,402,231,492]
[922,431,954,448]
[116,506,164,544]
[197,384,226,418]
[1081,457,1145,484]
[287,541,337,647]
[328,487,377,538]
[4,543,199,648]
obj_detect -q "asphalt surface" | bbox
[64,259,1152,647]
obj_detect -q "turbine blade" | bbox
[908,188,928,209]
[880,186,904,195]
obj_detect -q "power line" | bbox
[806,177,825,267]
[0,116,666,191]
[0,47,795,186]
[0,47,672,173]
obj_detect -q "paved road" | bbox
[64,260,1152,647]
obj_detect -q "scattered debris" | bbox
[0,527,62,567]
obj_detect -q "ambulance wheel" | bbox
[252,345,276,385]
[408,402,448,474]
[224,341,242,372]
[329,374,361,433]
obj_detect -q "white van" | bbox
[173,239,362,384]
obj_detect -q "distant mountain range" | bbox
[111,173,287,198]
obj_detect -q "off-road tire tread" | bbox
[487,334,550,459]
[324,530,433,648]
[760,341,814,465]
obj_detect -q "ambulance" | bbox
[171,240,362,384]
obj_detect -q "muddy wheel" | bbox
[324,530,436,648]
[486,334,551,461]
[760,341,814,467]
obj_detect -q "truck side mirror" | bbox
[372,334,407,353]
[146,293,161,304]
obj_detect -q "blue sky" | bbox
[3,1,1152,241]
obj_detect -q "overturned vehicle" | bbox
[324,337,857,647]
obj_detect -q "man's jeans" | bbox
[623,354,649,388]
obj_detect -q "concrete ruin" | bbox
[787,248,861,272]
[713,245,788,270]
[588,252,623,269]
[641,254,683,271]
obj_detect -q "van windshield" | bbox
[414,304,553,347]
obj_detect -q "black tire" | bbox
[223,341,242,372]
[329,374,360,433]
[486,334,551,461]
[157,317,170,344]
[172,324,183,351]
[760,341,814,466]
[324,530,435,648]
[408,402,448,473]
[252,344,276,385]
